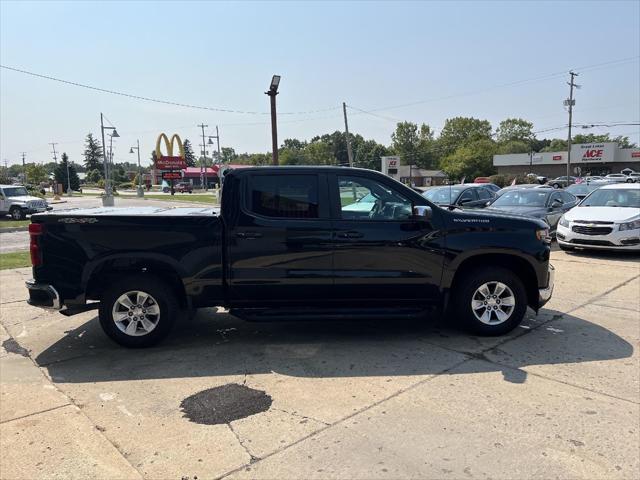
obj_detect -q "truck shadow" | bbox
[35,307,634,385]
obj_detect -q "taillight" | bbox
[29,223,44,266]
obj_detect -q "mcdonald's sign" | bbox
[155,133,187,170]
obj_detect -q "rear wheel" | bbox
[552,183,560,189]
[452,267,528,336]
[98,275,179,348]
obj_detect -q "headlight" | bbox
[536,228,551,243]
[619,219,640,231]
[559,215,570,228]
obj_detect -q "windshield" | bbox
[581,189,640,208]
[2,187,29,197]
[492,190,549,207]
[422,187,463,204]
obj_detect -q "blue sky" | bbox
[1,0,639,167]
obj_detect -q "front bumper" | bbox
[557,224,640,251]
[538,264,555,307]
[25,280,61,310]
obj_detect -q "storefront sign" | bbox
[155,133,187,170]
[162,172,182,180]
[572,142,616,163]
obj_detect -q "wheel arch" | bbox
[83,253,188,307]
[446,253,539,310]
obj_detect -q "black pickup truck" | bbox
[26,167,555,347]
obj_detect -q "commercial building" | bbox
[381,156,447,187]
[493,142,640,178]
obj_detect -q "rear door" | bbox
[329,173,444,304]
[226,172,334,306]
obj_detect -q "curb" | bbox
[0,226,28,233]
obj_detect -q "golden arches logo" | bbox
[155,133,184,159]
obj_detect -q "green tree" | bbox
[495,118,534,144]
[571,133,637,148]
[440,139,497,180]
[496,140,530,154]
[353,139,389,170]
[54,153,80,192]
[83,133,103,174]
[220,147,237,163]
[540,138,568,152]
[183,139,196,167]
[391,122,437,168]
[25,163,48,184]
[438,117,493,157]
[86,169,101,183]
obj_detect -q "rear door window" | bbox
[249,175,319,219]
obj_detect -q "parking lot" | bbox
[1,247,638,479]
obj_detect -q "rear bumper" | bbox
[538,264,555,307]
[25,280,61,310]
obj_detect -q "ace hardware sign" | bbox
[573,142,616,163]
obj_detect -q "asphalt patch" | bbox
[2,338,29,357]
[180,383,272,425]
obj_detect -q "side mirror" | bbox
[412,205,432,220]
[549,199,563,210]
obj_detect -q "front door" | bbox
[226,172,334,306]
[329,173,444,305]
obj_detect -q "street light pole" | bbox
[100,113,119,206]
[130,140,143,197]
[265,75,281,166]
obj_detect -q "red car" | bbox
[175,182,193,193]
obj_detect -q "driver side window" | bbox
[338,175,412,221]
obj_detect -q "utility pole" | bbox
[21,152,26,184]
[343,102,354,167]
[49,142,58,163]
[565,71,579,182]
[65,154,72,196]
[198,123,208,190]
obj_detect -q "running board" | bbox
[229,307,432,323]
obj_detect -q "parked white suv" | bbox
[0,185,50,220]
[557,184,640,251]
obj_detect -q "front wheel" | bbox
[552,183,560,189]
[98,275,179,348]
[452,267,528,336]
[10,207,26,220]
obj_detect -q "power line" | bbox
[350,56,639,114]
[0,64,341,116]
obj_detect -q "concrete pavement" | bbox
[0,250,638,479]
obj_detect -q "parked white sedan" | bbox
[557,184,640,251]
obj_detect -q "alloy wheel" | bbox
[471,281,516,325]
[111,290,161,336]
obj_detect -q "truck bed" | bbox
[31,207,224,307]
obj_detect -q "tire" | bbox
[9,207,25,220]
[98,275,179,348]
[552,183,560,189]
[626,178,633,183]
[452,267,528,336]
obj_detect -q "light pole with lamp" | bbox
[265,75,280,166]
[129,139,144,197]
[100,113,119,206]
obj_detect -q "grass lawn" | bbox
[0,219,30,229]
[142,194,217,205]
[0,251,30,270]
